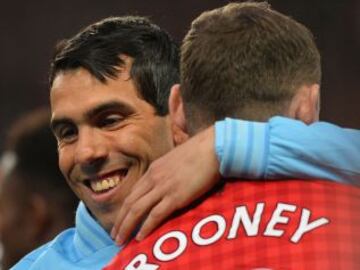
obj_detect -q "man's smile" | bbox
[84,169,129,193]
[80,169,129,201]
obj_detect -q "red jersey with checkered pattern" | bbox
[105,179,360,270]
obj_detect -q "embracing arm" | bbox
[217,116,360,184]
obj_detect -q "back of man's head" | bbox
[180,2,321,133]
[0,108,79,269]
[49,16,179,116]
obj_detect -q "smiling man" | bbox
[50,58,173,232]
[12,16,179,269]
[49,17,179,233]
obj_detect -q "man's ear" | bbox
[168,84,189,145]
[287,84,320,124]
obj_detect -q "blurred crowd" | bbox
[0,108,79,269]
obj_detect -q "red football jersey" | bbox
[105,180,360,270]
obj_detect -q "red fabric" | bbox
[105,179,360,270]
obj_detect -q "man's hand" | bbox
[111,126,221,245]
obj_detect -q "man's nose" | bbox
[74,127,108,168]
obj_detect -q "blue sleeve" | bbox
[215,116,360,185]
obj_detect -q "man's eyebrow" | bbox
[85,101,135,120]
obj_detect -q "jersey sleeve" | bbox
[215,116,360,184]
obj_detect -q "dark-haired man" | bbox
[0,108,78,269]
[106,3,360,269]
[13,16,179,270]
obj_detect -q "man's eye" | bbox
[56,126,77,142]
[99,114,123,128]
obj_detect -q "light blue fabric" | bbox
[11,202,121,270]
[215,116,360,185]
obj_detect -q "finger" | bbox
[111,172,154,239]
[135,197,177,241]
[115,188,164,245]
[126,170,157,206]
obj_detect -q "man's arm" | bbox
[217,117,360,184]
[112,117,360,244]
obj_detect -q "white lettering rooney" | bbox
[153,231,187,261]
[291,208,329,243]
[192,215,226,245]
[125,203,329,269]
[228,203,265,238]
[264,203,297,237]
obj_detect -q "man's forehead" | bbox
[50,69,91,118]
[51,68,101,92]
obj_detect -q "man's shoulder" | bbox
[11,224,120,270]
[11,242,51,270]
[11,227,76,270]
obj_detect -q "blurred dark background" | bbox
[0,0,359,152]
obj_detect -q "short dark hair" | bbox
[49,16,179,115]
[181,2,321,132]
[3,108,78,219]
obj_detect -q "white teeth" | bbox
[109,178,115,187]
[102,180,109,189]
[115,177,120,185]
[96,182,102,191]
[90,175,122,192]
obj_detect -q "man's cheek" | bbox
[58,149,72,178]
